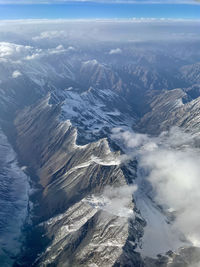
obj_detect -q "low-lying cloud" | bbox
[32,30,66,41]
[109,48,122,55]
[86,184,137,218]
[0,42,32,59]
[12,70,22,78]
[112,127,200,247]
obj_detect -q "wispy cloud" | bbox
[112,127,200,248]
[109,48,122,55]
[12,70,22,78]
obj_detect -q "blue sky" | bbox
[0,1,200,20]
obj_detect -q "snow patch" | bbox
[135,191,189,258]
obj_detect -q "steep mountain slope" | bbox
[13,88,200,267]
[180,62,200,85]
[59,88,135,144]
[1,35,200,266]
[13,95,143,267]
[139,88,200,135]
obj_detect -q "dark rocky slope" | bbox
[13,95,143,267]
[139,88,200,135]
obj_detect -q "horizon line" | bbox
[0,1,199,5]
[1,18,200,22]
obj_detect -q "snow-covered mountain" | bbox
[1,21,200,267]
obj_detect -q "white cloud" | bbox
[0,44,15,57]
[0,41,75,62]
[12,70,22,78]
[47,45,76,55]
[25,53,41,60]
[48,45,66,55]
[109,48,122,55]
[112,127,149,149]
[85,185,137,218]
[55,44,64,50]
[32,30,65,41]
[0,42,26,58]
[0,42,34,61]
[102,185,137,218]
[66,46,76,51]
[112,127,200,248]
[0,41,63,62]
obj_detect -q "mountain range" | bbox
[0,20,200,267]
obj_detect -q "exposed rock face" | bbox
[139,88,200,135]
[180,62,200,85]
[14,95,143,267]
[38,203,129,266]
[15,95,124,217]
[79,60,123,92]
[138,89,187,134]
[1,32,200,266]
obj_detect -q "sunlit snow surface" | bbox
[60,88,133,144]
[135,189,190,258]
[0,128,29,267]
[111,127,193,258]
